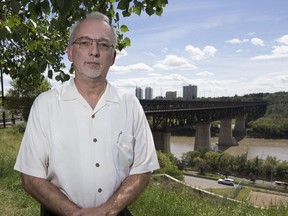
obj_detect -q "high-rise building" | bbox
[145,87,153,99]
[166,91,177,100]
[135,87,143,99]
[183,85,197,100]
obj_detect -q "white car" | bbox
[218,178,234,186]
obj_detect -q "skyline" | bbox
[2,0,288,98]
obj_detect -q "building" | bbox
[183,85,197,100]
[165,91,177,100]
[135,87,143,99]
[145,87,153,99]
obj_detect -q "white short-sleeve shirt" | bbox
[14,79,159,208]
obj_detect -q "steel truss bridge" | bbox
[139,99,268,131]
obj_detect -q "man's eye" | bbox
[98,42,110,48]
[79,41,91,46]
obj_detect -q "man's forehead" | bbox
[75,18,111,36]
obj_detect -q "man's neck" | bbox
[74,78,107,109]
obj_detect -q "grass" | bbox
[1,127,288,215]
[0,128,39,215]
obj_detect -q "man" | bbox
[14,12,159,216]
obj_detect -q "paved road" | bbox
[184,176,235,189]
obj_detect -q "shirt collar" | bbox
[61,78,121,104]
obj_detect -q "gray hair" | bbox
[69,12,117,46]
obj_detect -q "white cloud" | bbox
[153,54,197,70]
[226,38,242,44]
[226,38,249,44]
[251,37,265,46]
[196,71,215,76]
[185,45,217,60]
[110,63,154,73]
[162,47,168,53]
[272,45,288,55]
[277,34,288,45]
[250,72,288,92]
[143,52,156,57]
[251,45,288,60]
[116,49,128,59]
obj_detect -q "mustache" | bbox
[85,60,102,65]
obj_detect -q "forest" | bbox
[233,91,288,138]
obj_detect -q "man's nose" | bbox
[89,42,100,57]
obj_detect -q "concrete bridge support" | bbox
[194,123,211,151]
[233,114,247,141]
[153,131,171,153]
[218,118,238,150]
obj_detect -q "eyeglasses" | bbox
[71,36,114,52]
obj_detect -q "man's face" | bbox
[67,18,116,80]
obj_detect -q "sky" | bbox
[2,0,288,98]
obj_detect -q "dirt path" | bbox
[248,191,288,207]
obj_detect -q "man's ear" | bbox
[67,46,73,62]
[111,50,117,65]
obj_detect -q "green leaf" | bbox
[28,2,36,14]
[46,55,56,64]
[27,41,37,51]
[122,10,131,17]
[39,61,48,73]
[145,7,155,16]
[156,7,163,16]
[117,0,130,10]
[55,74,61,82]
[123,37,131,47]
[59,71,70,82]
[0,28,9,40]
[10,0,21,14]
[12,32,22,43]
[48,69,53,79]
[120,25,129,33]
[41,0,51,15]
[134,7,141,16]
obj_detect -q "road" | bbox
[184,176,236,189]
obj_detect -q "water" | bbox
[170,136,288,161]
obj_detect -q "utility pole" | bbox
[0,69,5,128]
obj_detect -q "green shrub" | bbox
[155,151,184,180]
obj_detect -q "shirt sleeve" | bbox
[129,98,160,175]
[14,97,49,179]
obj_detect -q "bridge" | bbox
[139,99,268,153]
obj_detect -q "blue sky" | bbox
[108,0,288,97]
[3,0,288,98]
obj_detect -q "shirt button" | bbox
[92,114,95,118]
[95,163,100,167]
[98,188,102,193]
[93,138,97,142]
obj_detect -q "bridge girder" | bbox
[140,100,268,131]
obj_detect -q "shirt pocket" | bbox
[116,132,135,171]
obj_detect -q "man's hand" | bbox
[72,172,151,216]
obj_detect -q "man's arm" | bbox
[21,173,80,216]
[72,172,151,216]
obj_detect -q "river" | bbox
[170,136,288,161]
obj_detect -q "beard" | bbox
[82,61,104,79]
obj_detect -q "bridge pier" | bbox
[233,114,247,141]
[194,123,211,151]
[218,118,238,150]
[152,131,171,153]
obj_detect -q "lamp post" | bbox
[0,69,5,128]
